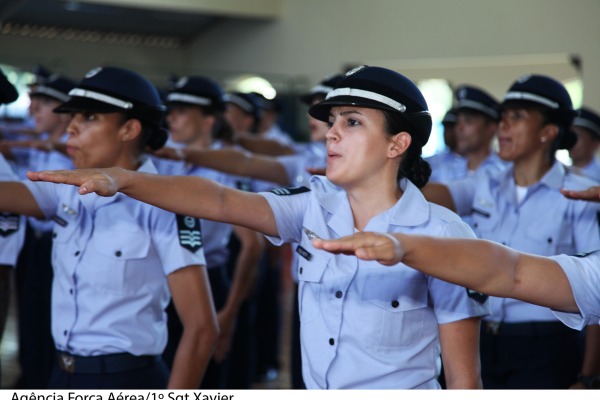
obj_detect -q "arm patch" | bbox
[269,186,311,196]
[0,212,20,237]
[176,214,202,253]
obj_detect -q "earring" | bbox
[541,137,547,143]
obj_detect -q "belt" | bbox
[57,351,160,374]
[483,321,575,336]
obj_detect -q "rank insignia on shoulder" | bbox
[236,179,252,192]
[0,212,20,237]
[270,186,310,196]
[573,250,600,258]
[176,215,202,253]
[466,288,488,304]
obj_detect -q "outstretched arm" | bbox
[27,168,280,237]
[153,147,290,186]
[561,186,600,202]
[312,232,577,312]
[235,134,296,156]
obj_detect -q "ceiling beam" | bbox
[67,0,282,19]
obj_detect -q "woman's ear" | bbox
[388,131,412,158]
[119,118,143,143]
[540,123,559,144]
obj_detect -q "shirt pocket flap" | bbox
[92,230,151,260]
[361,274,428,313]
[297,249,329,283]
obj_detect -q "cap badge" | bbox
[516,74,531,84]
[345,65,367,76]
[457,88,467,99]
[85,67,102,79]
[175,77,188,88]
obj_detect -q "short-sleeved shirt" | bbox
[575,158,600,182]
[23,158,206,356]
[0,154,25,267]
[426,149,467,183]
[260,175,489,389]
[551,251,600,329]
[449,161,600,323]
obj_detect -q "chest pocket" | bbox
[358,272,433,351]
[524,220,574,256]
[471,208,499,240]
[88,230,153,294]
[297,247,330,324]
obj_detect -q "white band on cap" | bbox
[574,117,600,137]
[226,94,254,113]
[30,86,71,102]
[310,84,334,95]
[457,99,498,119]
[504,91,559,109]
[167,93,212,106]
[69,88,133,109]
[326,87,407,113]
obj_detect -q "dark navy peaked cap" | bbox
[225,91,263,121]
[30,74,77,102]
[166,76,226,112]
[502,74,577,126]
[54,66,167,150]
[300,73,344,105]
[0,69,18,104]
[573,107,600,140]
[442,108,458,124]
[308,65,432,145]
[455,85,499,120]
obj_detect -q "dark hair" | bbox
[119,112,167,151]
[382,110,431,188]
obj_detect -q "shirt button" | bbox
[391,300,399,308]
[115,250,122,257]
[299,267,303,274]
[329,338,335,346]
[74,251,80,256]
[335,291,343,299]
[547,238,553,244]
[69,289,73,295]
[473,223,478,228]
[63,330,68,336]
[52,232,57,239]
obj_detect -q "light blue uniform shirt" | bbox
[0,153,25,267]
[449,162,600,323]
[426,149,467,183]
[551,251,600,329]
[260,175,490,389]
[23,158,206,356]
[575,157,600,182]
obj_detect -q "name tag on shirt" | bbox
[296,245,312,261]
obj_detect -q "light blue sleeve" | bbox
[447,175,478,216]
[258,190,309,245]
[551,252,600,330]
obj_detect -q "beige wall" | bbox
[1,0,599,108]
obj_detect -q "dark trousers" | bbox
[480,321,583,389]
[291,282,305,389]
[15,225,55,389]
[47,358,169,389]
[163,266,231,389]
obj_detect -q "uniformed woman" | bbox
[422,74,600,389]
[154,75,264,388]
[0,66,218,389]
[28,66,489,389]
[310,226,600,390]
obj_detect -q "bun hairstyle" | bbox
[308,65,433,187]
[501,74,578,155]
[54,66,168,151]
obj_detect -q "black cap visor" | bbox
[53,96,124,114]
